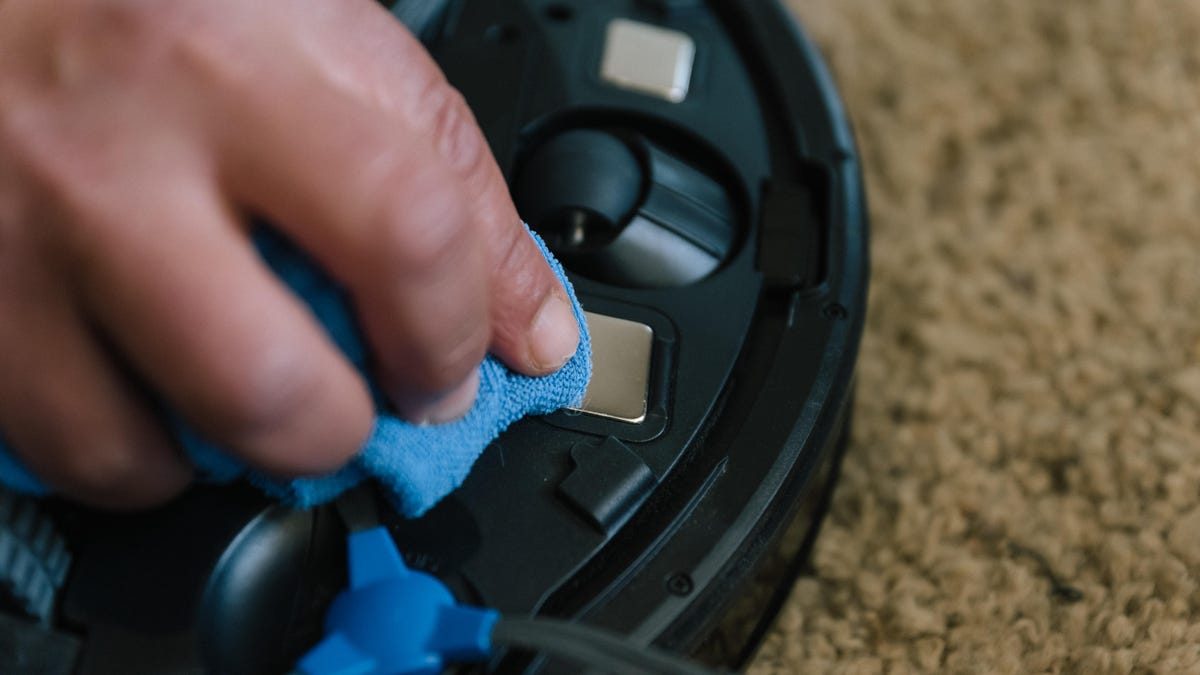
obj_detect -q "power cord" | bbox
[295,526,729,675]
[492,615,724,675]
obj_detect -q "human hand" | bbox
[0,0,579,508]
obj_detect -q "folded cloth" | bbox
[0,226,591,517]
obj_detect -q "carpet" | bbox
[749,2,1200,673]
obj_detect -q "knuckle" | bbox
[427,85,487,173]
[89,0,196,46]
[0,105,50,192]
[0,102,121,242]
[79,0,226,83]
[369,175,470,274]
[57,438,151,497]
[420,335,488,393]
[381,323,488,396]
[493,217,538,282]
[7,415,182,508]
[490,226,547,317]
[203,340,365,476]
[88,0,164,37]
[208,343,320,444]
[83,0,187,60]
[59,445,184,509]
[408,65,452,125]
[169,9,249,90]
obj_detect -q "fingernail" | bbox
[409,370,480,426]
[529,291,579,372]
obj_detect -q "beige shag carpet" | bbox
[748,2,1200,674]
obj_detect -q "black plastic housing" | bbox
[0,1,867,673]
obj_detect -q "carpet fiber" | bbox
[749,2,1200,673]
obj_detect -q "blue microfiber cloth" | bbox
[0,227,591,517]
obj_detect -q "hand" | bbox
[0,0,579,509]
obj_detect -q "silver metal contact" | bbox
[572,311,655,423]
[600,19,695,103]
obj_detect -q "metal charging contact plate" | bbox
[572,312,655,423]
[600,19,696,103]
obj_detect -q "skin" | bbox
[0,0,580,509]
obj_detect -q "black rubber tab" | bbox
[558,437,657,534]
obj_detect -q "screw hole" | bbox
[666,572,694,596]
[544,4,574,22]
[823,302,848,320]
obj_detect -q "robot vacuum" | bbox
[0,0,868,672]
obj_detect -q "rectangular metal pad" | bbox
[571,312,655,423]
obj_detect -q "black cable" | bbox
[491,616,730,675]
